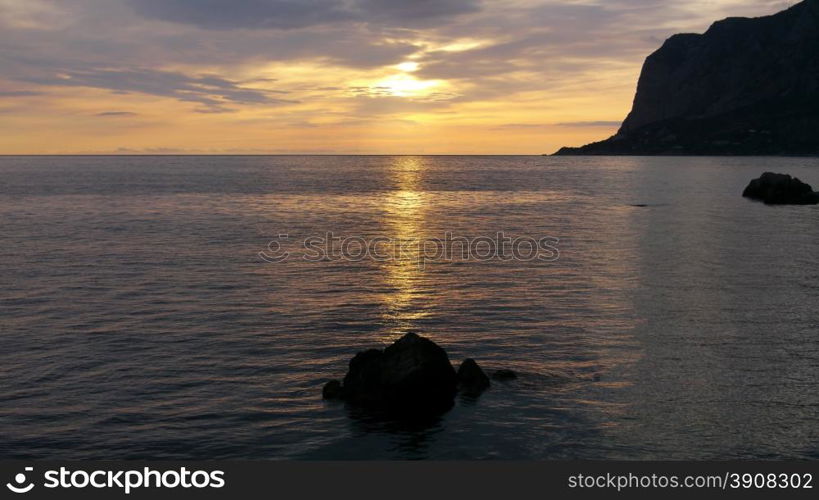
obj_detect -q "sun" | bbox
[394,61,420,72]
[375,75,442,98]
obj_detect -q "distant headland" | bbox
[555,0,819,156]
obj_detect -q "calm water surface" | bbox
[1,155,818,459]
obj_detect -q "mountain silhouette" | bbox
[555,0,819,156]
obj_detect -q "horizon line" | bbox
[0,153,554,157]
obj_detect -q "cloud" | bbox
[95,111,139,116]
[357,0,481,23]
[127,0,350,30]
[0,90,42,97]
[349,95,457,116]
[126,0,481,30]
[23,68,298,112]
[491,121,622,130]
[414,0,791,83]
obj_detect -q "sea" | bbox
[1,155,817,459]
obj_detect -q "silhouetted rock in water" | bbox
[339,333,458,413]
[491,369,518,381]
[743,172,819,205]
[322,380,344,400]
[456,359,490,396]
[555,0,819,156]
[323,333,507,415]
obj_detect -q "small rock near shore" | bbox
[742,172,819,205]
[457,359,491,396]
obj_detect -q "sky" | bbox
[0,0,792,154]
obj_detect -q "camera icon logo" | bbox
[6,467,35,494]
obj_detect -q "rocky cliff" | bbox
[555,0,819,156]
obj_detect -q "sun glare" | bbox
[395,61,420,72]
[375,75,441,98]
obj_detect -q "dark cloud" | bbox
[491,123,553,130]
[0,90,42,97]
[357,0,481,23]
[491,121,621,130]
[95,111,139,116]
[126,0,480,30]
[0,7,421,72]
[413,2,680,82]
[23,68,297,112]
[127,0,350,30]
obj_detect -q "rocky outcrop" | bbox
[343,333,456,411]
[323,333,498,414]
[742,172,819,205]
[555,0,819,156]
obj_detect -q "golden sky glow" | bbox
[0,0,791,154]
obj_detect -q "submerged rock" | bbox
[491,369,518,381]
[340,333,457,413]
[742,172,819,205]
[456,359,491,396]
